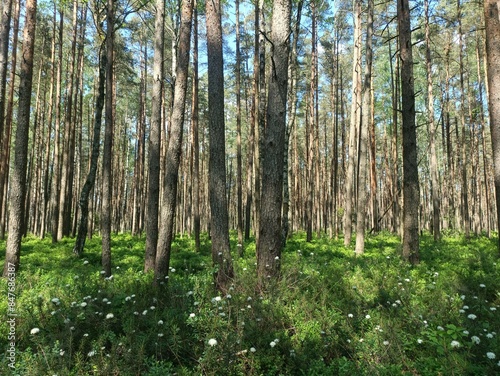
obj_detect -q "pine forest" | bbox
[1,0,500,374]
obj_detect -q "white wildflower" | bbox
[105,313,114,319]
[208,338,218,347]
[450,340,460,348]
[30,328,40,335]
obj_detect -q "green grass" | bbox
[1,232,499,375]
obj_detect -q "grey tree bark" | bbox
[206,0,234,291]
[484,0,500,254]
[101,0,115,277]
[154,0,193,284]
[144,0,165,272]
[355,0,373,256]
[73,47,106,256]
[398,0,420,264]
[344,0,361,246]
[257,0,291,285]
[3,0,37,276]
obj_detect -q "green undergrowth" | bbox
[1,232,499,375]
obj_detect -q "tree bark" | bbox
[191,0,200,252]
[344,0,362,246]
[0,0,12,172]
[3,0,37,276]
[144,0,165,272]
[154,0,193,284]
[425,0,440,241]
[484,0,500,254]
[257,0,291,285]
[102,0,115,277]
[73,47,106,256]
[235,0,244,256]
[355,0,373,256]
[206,0,234,291]
[398,0,420,264]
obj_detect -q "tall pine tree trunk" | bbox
[344,0,361,246]
[398,0,420,264]
[425,0,440,241]
[3,0,37,276]
[73,47,106,256]
[206,0,234,291]
[154,0,193,284]
[191,0,200,252]
[355,0,373,255]
[102,0,115,277]
[257,0,291,286]
[144,0,165,271]
[484,0,500,254]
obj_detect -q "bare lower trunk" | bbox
[398,0,420,264]
[484,0,500,254]
[154,0,193,284]
[73,48,106,256]
[3,0,37,276]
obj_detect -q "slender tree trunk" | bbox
[476,33,491,237]
[344,0,361,246]
[191,0,200,252]
[101,0,115,277]
[154,0,193,284]
[206,0,234,291]
[73,48,106,256]
[0,0,18,240]
[283,0,302,245]
[425,0,440,241]
[245,1,260,241]
[398,0,420,264]
[57,0,79,240]
[484,0,500,254]
[0,0,12,171]
[257,0,291,286]
[50,8,64,243]
[457,0,470,239]
[235,0,244,256]
[3,0,37,276]
[355,0,373,256]
[144,0,165,272]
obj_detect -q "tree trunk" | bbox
[144,0,165,272]
[344,0,362,246]
[283,0,302,245]
[0,0,12,175]
[398,0,420,264]
[257,0,291,286]
[3,0,37,276]
[235,0,243,256]
[425,0,440,241]
[50,8,64,243]
[73,47,106,256]
[355,0,373,256]
[154,0,193,284]
[484,0,500,254]
[206,0,234,291]
[102,0,115,277]
[191,0,200,252]
[457,0,470,239]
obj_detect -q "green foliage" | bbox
[0,232,499,375]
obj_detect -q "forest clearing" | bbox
[1,0,500,374]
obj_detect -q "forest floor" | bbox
[1,232,499,375]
